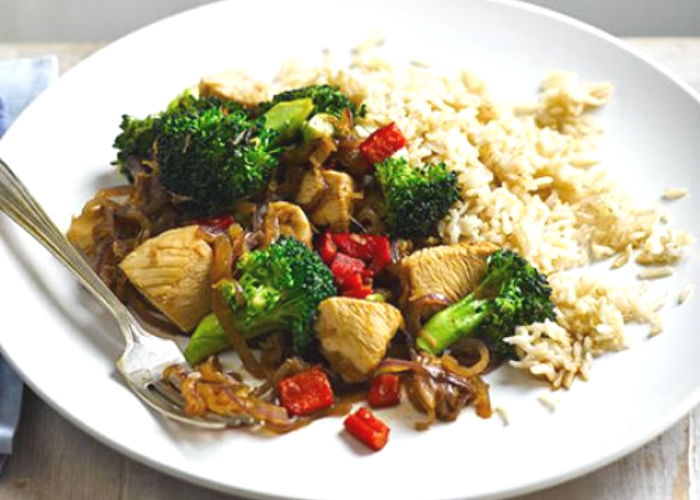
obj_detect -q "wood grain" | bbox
[0,38,699,500]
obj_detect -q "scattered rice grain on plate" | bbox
[638,266,675,280]
[677,283,694,305]
[537,394,560,412]
[494,406,510,426]
[662,187,689,200]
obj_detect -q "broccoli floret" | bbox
[261,84,364,118]
[112,90,204,179]
[375,157,460,238]
[416,249,555,358]
[157,97,281,211]
[112,114,161,179]
[232,237,337,349]
[184,238,337,365]
[113,92,314,211]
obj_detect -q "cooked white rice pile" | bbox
[211,39,693,388]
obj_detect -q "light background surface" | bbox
[0,0,699,41]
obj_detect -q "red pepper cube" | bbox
[330,233,392,274]
[330,253,366,287]
[343,284,373,299]
[339,271,365,291]
[344,408,390,451]
[367,374,401,408]
[317,232,338,266]
[367,236,392,274]
[331,233,373,261]
[277,369,334,417]
[359,122,407,164]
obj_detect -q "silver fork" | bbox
[0,157,254,429]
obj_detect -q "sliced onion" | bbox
[376,358,423,375]
[406,293,453,334]
[443,340,490,379]
[181,372,207,416]
[212,287,268,379]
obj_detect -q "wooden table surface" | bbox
[1,38,699,500]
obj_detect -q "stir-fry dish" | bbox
[68,45,692,450]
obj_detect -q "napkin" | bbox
[0,54,59,471]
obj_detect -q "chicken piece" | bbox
[315,297,404,383]
[119,225,212,332]
[310,170,360,232]
[199,70,270,107]
[397,242,497,310]
[295,168,327,208]
[260,201,313,248]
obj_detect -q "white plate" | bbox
[1,1,699,499]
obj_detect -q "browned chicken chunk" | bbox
[260,201,313,248]
[295,168,327,208]
[315,297,404,383]
[119,225,212,332]
[297,169,360,232]
[397,242,497,311]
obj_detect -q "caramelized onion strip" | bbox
[207,231,269,378]
[406,293,453,334]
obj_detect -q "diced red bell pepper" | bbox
[331,233,374,261]
[192,214,236,232]
[367,374,401,408]
[367,236,391,274]
[317,232,338,266]
[359,122,407,164]
[330,254,374,298]
[343,283,374,299]
[330,253,366,286]
[330,233,392,274]
[344,408,390,451]
[277,368,335,417]
[339,270,365,291]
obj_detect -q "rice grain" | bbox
[678,283,693,305]
[662,188,689,200]
[638,266,674,280]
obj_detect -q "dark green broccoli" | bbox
[260,84,365,118]
[113,92,313,211]
[184,237,337,365]
[416,249,556,359]
[112,114,161,179]
[112,90,206,178]
[156,98,280,211]
[374,157,460,238]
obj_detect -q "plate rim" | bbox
[1,1,699,499]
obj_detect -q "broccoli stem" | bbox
[184,313,230,366]
[262,98,314,143]
[416,294,490,355]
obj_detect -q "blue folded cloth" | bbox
[0,54,59,470]
[0,56,58,137]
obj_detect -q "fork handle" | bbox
[0,157,133,338]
